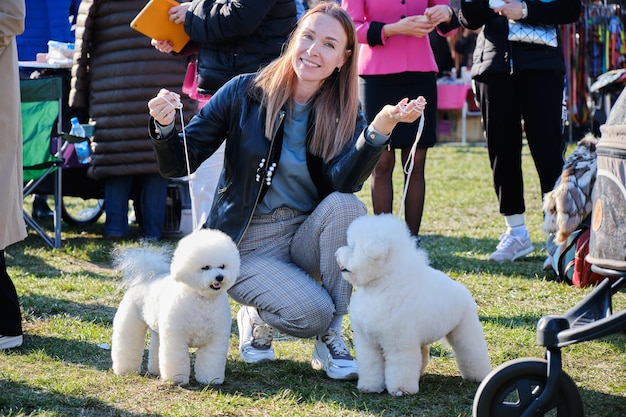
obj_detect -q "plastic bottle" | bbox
[70,117,92,164]
[461,66,471,83]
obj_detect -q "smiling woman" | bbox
[146,1,425,382]
[290,13,350,103]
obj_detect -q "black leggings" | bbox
[474,71,567,216]
[0,250,22,336]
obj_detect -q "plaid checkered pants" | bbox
[228,192,367,338]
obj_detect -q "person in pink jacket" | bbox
[342,0,457,246]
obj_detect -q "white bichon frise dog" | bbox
[335,214,491,396]
[111,228,240,386]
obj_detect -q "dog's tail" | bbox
[112,246,172,288]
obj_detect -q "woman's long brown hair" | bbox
[253,2,360,162]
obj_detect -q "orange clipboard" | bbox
[130,0,190,53]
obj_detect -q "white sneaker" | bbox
[489,233,534,262]
[311,329,358,380]
[237,306,275,364]
[0,334,23,350]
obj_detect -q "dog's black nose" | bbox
[216,275,223,282]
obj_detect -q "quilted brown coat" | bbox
[69,0,197,180]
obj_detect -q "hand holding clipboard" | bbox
[130,0,190,53]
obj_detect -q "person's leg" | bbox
[229,208,337,338]
[32,194,53,219]
[371,148,395,214]
[290,192,366,380]
[229,208,339,366]
[391,71,436,242]
[476,75,525,216]
[475,75,532,261]
[519,71,566,196]
[399,147,427,239]
[139,174,169,240]
[104,175,132,238]
[290,192,367,319]
[0,250,23,349]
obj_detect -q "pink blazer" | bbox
[343,0,456,75]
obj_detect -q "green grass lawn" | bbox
[2,143,625,417]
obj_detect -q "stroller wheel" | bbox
[61,197,105,226]
[473,358,583,417]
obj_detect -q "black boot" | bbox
[32,195,54,219]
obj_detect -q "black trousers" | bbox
[0,250,22,336]
[474,71,567,216]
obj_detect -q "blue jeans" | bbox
[104,174,168,239]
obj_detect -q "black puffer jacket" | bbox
[459,0,581,77]
[183,0,297,95]
[69,0,197,180]
[150,74,385,245]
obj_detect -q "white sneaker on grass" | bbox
[0,334,23,350]
[237,306,275,364]
[489,233,534,262]
[311,328,358,380]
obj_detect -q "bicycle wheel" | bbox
[473,358,583,417]
[61,197,105,226]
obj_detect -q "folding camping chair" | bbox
[20,76,64,248]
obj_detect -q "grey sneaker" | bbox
[237,306,275,364]
[489,233,534,262]
[311,329,358,380]
[0,334,23,350]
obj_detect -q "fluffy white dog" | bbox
[111,228,240,386]
[335,214,491,396]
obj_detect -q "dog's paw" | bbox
[357,383,386,394]
[387,386,419,396]
[195,375,225,386]
[166,374,190,386]
[111,364,141,376]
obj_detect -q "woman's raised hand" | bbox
[371,97,427,135]
[148,89,182,126]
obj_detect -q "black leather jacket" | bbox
[459,0,581,77]
[150,74,386,245]
[183,0,297,95]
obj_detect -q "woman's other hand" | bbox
[383,16,436,38]
[148,89,181,126]
[491,0,526,21]
[151,39,175,53]
[168,2,191,25]
[424,5,454,26]
[371,97,427,135]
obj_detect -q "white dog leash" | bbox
[161,94,199,231]
[397,113,425,220]
[165,94,424,228]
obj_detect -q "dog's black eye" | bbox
[218,264,225,269]
[201,265,211,270]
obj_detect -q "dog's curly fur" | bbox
[335,214,491,396]
[111,228,240,386]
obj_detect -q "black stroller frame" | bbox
[473,269,626,416]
